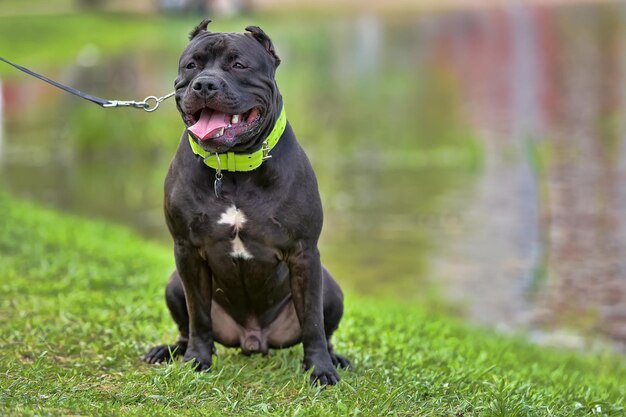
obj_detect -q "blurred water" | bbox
[425,2,626,348]
[0,77,4,156]
[1,3,625,348]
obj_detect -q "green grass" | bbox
[1,193,626,415]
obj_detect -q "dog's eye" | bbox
[186,62,196,70]
[233,62,246,69]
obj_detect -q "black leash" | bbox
[0,56,174,112]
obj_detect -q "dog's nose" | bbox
[192,76,221,95]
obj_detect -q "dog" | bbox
[144,19,350,385]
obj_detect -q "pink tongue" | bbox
[188,109,230,140]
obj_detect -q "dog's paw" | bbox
[304,357,340,386]
[144,342,187,364]
[183,350,213,372]
[330,352,352,370]
[327,341,352,370]
[309,365,340,386]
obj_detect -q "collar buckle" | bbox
[262,140,272,161]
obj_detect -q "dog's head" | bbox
[175,19,282,154]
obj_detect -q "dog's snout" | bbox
[192,76,221,95]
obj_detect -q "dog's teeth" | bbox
[214,128,225,137]
[231,114,240,124]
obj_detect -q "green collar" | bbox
[188,105,286,172]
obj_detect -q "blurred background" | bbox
[1,0,625,352]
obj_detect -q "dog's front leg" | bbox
[288,241,339,385]
[174,240,214,371]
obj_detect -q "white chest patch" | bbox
[217,205,253,260]
[217,205,247,230]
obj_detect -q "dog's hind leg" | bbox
[322,266,352,369]
[144,270,190,364]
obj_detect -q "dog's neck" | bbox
[188,105,286,172]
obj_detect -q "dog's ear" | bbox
[245,26,281,67]
[190,19,212,40]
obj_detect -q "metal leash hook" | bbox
[103,91,175,112]
[102,99,148,109]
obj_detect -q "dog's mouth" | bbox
[184,107,261,142]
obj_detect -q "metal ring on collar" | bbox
[214,152,223,179]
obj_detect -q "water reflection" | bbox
[426,3,626,348]
[1,4,626,349]
[0,77,4,158]
[353,14,382,79]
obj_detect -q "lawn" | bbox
[1,191,625,416]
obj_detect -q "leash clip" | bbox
[103,92,175,112]
[103,99,148,109]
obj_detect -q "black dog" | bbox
[144,20,350,385]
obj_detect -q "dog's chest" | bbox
[214,204,253,260]
[188,202,287,262]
